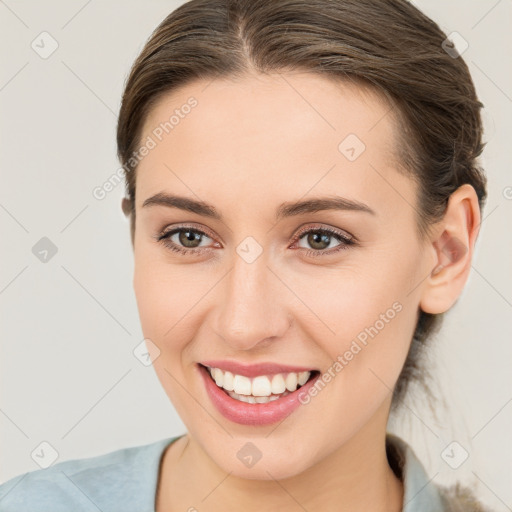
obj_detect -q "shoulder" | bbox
[385,433,495,512]
[0,437,177,512]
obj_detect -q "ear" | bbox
[122,197,132,217]
[420,184,481,314]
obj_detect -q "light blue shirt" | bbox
[0,433,447,511]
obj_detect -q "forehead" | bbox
[135,72,412,222]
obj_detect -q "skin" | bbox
[127,71,481,511]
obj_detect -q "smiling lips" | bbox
[207,366,311,403]
[198,361,319,425]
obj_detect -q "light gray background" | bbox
[1,1,511,510]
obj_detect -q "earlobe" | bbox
[419,184,480,314]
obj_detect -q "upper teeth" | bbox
[208,367,311,396]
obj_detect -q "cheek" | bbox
[290,240,421,378]
[133,244,190,331]
[301,281,414,387]
[329,299,416,434]
[133,257,198,407]
[133,252,215,365]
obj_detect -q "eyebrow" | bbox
[141,192,376,220]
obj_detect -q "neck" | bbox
[156,413,404,512]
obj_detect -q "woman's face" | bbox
[132,72,435,479]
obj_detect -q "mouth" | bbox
[197,362,320,425]
[202,364,318,403]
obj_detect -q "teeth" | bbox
[252,375,272,396]
[223,371,234,391]
[212,368,223,387]
[285,372,298,391]
[206,366,312,400]
[271,374,286,394]
[233,374,252,395]
[228,390,290,403]
[298,371,310,386]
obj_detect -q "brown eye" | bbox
[293,226,356,257]
[176,229,204,248]
[302,231,333,250]
[157,226,215,255]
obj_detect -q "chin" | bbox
[190,427,324,482]
[208,441,315,481]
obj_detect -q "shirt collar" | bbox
[386,433,446,512]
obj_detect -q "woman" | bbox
[0,0,494,510]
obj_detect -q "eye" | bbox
[156,225,218,256]
[155,223,356,258]
[291,224,356,257]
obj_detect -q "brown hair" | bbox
[117,0,487,425]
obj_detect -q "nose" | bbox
[212,252,292,352]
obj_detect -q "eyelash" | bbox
[155,223,356,258]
